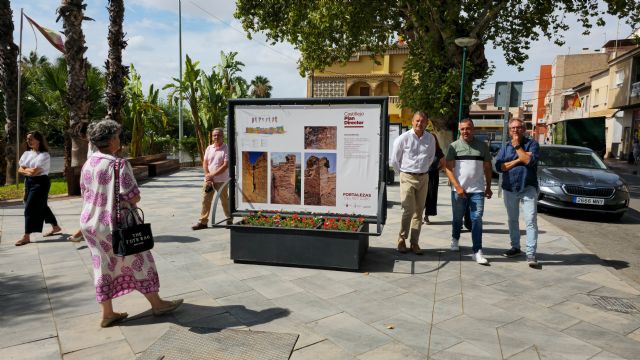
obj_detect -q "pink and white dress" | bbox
[80,152,159,302]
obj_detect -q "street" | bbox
[539,165,640,287]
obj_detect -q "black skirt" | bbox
[24,175,58,233]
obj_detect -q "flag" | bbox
[24,14,65,53]
[572,95,582,108]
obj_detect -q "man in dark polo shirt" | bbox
[390,111,436,254]
[444,118,493,265]
[495,118,540,267]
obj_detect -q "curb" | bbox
[0,193,78,208]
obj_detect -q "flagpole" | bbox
[16,8,24,188]
[178,0,183,164]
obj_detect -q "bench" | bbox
[147,159,180,177]
[128,153,167,167]
[132,166,149,182]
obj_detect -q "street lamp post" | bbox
[454,37,479,129]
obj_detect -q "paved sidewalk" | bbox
[1,169,640,359]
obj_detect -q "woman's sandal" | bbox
[100,312,128,328]
[15,238,30,246]
[43,227,62,237]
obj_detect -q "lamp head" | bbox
[454,37,479,47]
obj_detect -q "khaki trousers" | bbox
[198,181,230,225]
[398,172,429,245]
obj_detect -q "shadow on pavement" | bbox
[122,303,290,330]
[541,207,640,224]
[154,235,200,243]
[359,246,629,273]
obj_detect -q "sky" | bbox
[10,0,636,102]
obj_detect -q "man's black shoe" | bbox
[503,248,523,258]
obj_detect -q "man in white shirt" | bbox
[192,128,232,229]
[390,112,436,254]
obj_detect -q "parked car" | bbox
[536,145,630,220]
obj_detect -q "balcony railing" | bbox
[631,81,640,97]
[388,96,400,104]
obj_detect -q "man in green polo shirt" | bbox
[444,118,493,265]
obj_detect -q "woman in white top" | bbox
[15,131,62,246]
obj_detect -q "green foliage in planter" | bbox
[242,213,321,229]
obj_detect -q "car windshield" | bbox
[538,147,607,169]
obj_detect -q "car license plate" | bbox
[573,197,604,205]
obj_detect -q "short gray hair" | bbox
[88,119,121,149]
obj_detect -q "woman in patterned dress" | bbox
[81,119,182,327]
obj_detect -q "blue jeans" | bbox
[503,185,538,256]
[451,192,484,253]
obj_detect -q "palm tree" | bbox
[58,0,91,195]
[250,75,272,98]
[124,65,165,157]
[105,0,127,124]
[0,0,21,185]
[218,51,245,97]
[163,55,207,159]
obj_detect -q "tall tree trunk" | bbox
[58,0,90,195]
[105,0,127,124]
[0,0,22,185]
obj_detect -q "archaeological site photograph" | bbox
[271,152,301,205]
[304,126,337,150]
[241,151,268,203]
[303,152,337,206]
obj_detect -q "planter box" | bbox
[230,224,369,270]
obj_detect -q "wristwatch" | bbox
[514,145,522,150]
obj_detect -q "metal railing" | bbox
[388,96,400,104]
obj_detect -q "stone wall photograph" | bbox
[303,152,337,206]
[304,126,337,150]
[242,151,268,203]
[271,152,301,205]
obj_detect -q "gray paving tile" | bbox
[243,274,304,299]
[430,341,496,360]
[328,291,399,324]
[461,295,522,326]
[432,295,463,324]
[292,274,355,299]
[356,341,427,360]
[290,339,355,360]
[339,275,407,300]
[56,313,126,354]
[493,297,581,332]
[308,313,392,356]
[371,312,460,355]
[0,290,58,349]
[436,315,502,358]
[0,337,61,360]
[0,273,46,295]
[499,318,603,359]
[272,291,341,323]
[195,272,252,299]
[563,321,640,359]
[63,339,135,359]
[249,316,326,350]
[552,297,640,335]
[118,315,172,354]
[384,292,435,323]
[588,351,628,360]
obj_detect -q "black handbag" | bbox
[111,159,154,256]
